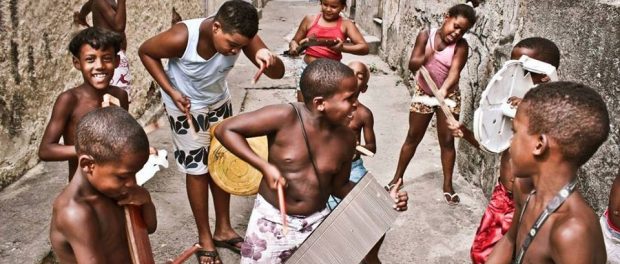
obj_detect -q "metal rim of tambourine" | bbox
[207,123,266,196]
[473,55,557,153]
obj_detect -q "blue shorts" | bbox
[326,158,368,210]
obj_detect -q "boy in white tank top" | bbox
[139,1,285,263]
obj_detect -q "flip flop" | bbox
[213,237,244,254]
[195,249,221,264]
[443,192,460,206]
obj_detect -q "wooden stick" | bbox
[251,63,266,84]
[277,180,288,235]
[168,244,202,264]
[418,66,459,126]
[102,94,120,107]
[125,205,155,264]
[185,109,199,140]
[355,145,375,157]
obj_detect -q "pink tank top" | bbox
[304,14,345,61]
[417,28,457,96]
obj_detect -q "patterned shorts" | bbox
[601,210,620,263]
[410,84,461,115]
[164,99,232,175]
[110,50,131,96]
[241,194,330,264]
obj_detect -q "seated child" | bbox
[215,59,407,263]
[38,27,129,181]
[288,0,369,102]
[601,168,620,262]
[487,82,608,263]
[326,61,375,210]
[389,4,477,205]
[50,106,157,263]
[453,37,561,264]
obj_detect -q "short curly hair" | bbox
[76,107,149,164]
[514,37,561,68]
[215,0,259,38]
[300,59,355,104]
[68,27,122,58]
[521,82,609,166]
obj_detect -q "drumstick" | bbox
[356,145,375,157]
[185,109,199,140]
[251,63,266,84]
[277,180,288,235]
[168,244,202,264]
[418,66,459,126]
[102,94,120,107]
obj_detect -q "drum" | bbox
[208,124,267,196]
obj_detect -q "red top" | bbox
[304,14,345,61]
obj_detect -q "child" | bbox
[138,1,285,262]
[487,82,608,263]
[288,0,369,102]
[388,4,477,205]
[50,106,157,263]
[601,168,620,262]
[74,0,132,95]
[214,59,407,263]
[326,61,375,209]
[38,27,129,181]
[455,37,561,264]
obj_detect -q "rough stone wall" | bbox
[0,0,205,189]
[356,0,620,212]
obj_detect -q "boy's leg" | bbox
[390,111,433,185]
[363,236,385,264]
[436,111,459,204]
[210,175,243,248]
[186,174,217,249]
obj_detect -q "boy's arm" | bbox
[359,108,376,154]
[74,0,92,27]
[214,105,291,190]
[289,15,311,56]
[138,24,189,111]
[408,29,430,74]
[38,92,78,161]
[93,0,126,32]
[337,20,369,55]
[438,39,469,98]
[550,219,605,263]
[242,35,285,79]
[56,204,107,263]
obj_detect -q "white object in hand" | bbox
[136,149,169,186]
[356,145,375,157]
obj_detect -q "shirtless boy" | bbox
[487,82,608,263]
[74,0,132,94]
[38,27,128,181]
[215,59,407,263]
[50,106,156,263]
[601,168,620,262]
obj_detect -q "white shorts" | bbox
[164,99,232,175]
[111,50,131,96]
[601,211,620,264]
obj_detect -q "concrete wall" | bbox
[0,0,205,189]
[205,0,270,16]
[354,0,620,212]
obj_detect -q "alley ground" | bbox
[0,0,487,263]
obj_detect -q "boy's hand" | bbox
[329,38,344,52]
[118,186,153,207]
[171,90,190,113]
[389,178,408,211]
[507,96,522,107]
[262,163,287,191]
[73,11,89,27]
[448,122,465,138]
[255,48,277,70]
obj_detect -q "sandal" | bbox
[214,236,244,254]
[443,192,460,206]
[195,249,221,264]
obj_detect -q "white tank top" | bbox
[163,18,240,110]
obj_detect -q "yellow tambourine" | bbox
[208,124,267,196]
